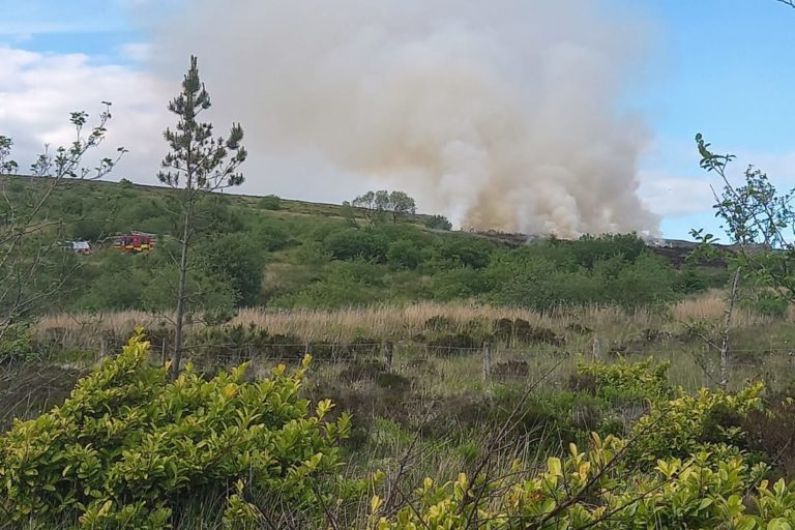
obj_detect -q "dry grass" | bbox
[35,303,659,343]
[28,291,795,395]
[33,291,774,353]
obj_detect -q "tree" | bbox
[350,189,417,223]
[199,233,266,306]
[691,134,795,387]
[157,56,247,377]
[388,190,416,221]
[0,105,124,342]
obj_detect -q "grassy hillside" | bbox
[1,175,728,319]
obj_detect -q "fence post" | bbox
[383,341,394,371]
[161,338,168,367]
[482,341,492,382]
[99,334,108,359]
[592,336,601,361]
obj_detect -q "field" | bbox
[4,177,795,528]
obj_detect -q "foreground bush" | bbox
[369,362,785,529]
[371,435,795,529]
[0,331,349,528]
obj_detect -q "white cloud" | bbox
[0,45,167,183]
[0,44,420,205]
[638,144,795,221]
[637,169,715,217]
[119,42,152,62]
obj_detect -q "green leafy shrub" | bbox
[386,239,422,270]
[324,228,388,262]
[199,233,266,306]
[372,379,794,529]
[370,435,794,529]
[0,331,350,528]
[571,357,674,404]
[437,237,493,269]
[0,323,39,364]
[252,218,292,251]
[629,381,764,463]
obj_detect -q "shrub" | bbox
[0,323,39,364]
[258,194,281,210]
[252,218,291,251]
[199,233,267,306]
[571,357,674,405]
[324,228,388,262]
[370,437,786,529]
[423,214,452,231]
[0,331,350,528]
[573,233,647,269]
[514,320,563,346]
[70,217,105,241]
[427,333,479,355]
[424,315,453,331]
[491,359,529,380]
[339,359,389,384]
[747,291,790,319]
[430,267,491,300]
[629,381,764,463]
[438,237,493,269]
[386,239,422,269]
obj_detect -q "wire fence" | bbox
[23,325,795,391]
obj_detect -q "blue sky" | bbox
[1,0,793,240]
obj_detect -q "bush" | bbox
[0,331,350,528]
[258,194,281,210]
[71,217,106,241]
[200,233,266,306]
[514,320,563,346]
[438,237,493,269]
[629,381,764,463]
[370,436,783,529]
[324,228,388,262]
[428,333,479,355]
[573,233,647,269]
[747,291,789,319]
[571,357,674,405]
[0,323,39,364]
[252,218,292,251]
[430,267,491,300]
[423,214,452,231]
[386,239,423,270]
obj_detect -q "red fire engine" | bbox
[113,232,157,253]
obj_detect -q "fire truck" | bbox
[112,232,157,253]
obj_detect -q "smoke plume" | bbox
[152,0,659,236]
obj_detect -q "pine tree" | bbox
[158,56,247,378]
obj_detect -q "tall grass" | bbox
[34,291,788,355]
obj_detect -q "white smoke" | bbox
[150,0,659,236]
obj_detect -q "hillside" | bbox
[1,174,728,317]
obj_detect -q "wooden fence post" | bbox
[592,336,601,361]
[482,341,492,382]
[382,341,394,371]
[99,334,107,359]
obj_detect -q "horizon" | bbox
[2,0,794,239]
